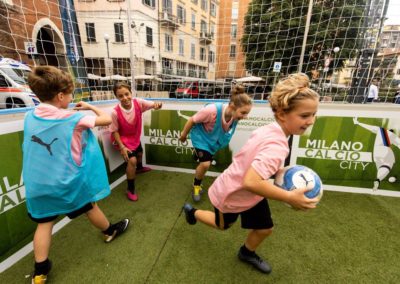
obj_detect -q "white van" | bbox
[0,58,40,109]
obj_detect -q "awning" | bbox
[234,76,264,83]
[100,74,128,81]
[87,73,101,80]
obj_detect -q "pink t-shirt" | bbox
[34,103,96,165]
[192,104,234,132]
[208,122,289,213]
[109,98,155,133]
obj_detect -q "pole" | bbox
[298,0,313,73]
[106,40,110,59]
[126,0,136,95]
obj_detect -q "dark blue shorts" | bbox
[28,202,94,223]
[127,144,143,159]
[193,148,213,162]
[214,198,273,230]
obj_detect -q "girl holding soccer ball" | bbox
[183,73,320,274]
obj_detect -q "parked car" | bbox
[0,58,40,109]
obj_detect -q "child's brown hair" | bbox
[27,66,74,102]
[113,82,131,96]
[229,84,252,108]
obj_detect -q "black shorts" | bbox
[214,199,273,230]
[127,144,143,159]
[28,202,94,223]
[193,148,213,162]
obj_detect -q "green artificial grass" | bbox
[1,170,400,283]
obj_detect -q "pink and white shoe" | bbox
[127,191,138,201]
[136,166,152,174]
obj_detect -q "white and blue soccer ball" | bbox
[274,165,323,200]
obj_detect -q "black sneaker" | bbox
[183,203,197,225]
[104,218,130,243]
[238,249,272,274]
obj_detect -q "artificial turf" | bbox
[1,170,399,283]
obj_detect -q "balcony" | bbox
[199,32,213,45]
[159,11,179,29]
[188,70,197,77]
[177,69,187,76]
[162,68,174,75]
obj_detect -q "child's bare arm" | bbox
[242,167,318,210]
[153,102,162,110]
[179,117,194,142]
[74,101,112,126]
[112,131,130,162]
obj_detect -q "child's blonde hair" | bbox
[229,84,252,108]
[28,66,74,102]
[269,73,319,114]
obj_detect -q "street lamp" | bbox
[103,33,110,59]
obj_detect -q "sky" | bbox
[385,0,400,25]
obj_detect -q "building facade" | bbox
[215,0,249,80]
[0,0,68,69]
[158,0,218,81]
[75,0,160,79]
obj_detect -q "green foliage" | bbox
[242,0,366,77]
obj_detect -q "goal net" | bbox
[0,0,397,107]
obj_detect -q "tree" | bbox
[242,0,366,80]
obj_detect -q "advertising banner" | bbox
[141,102,274,173]
[292,115,400,196]
[1,101,399,266]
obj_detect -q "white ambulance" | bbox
[0,58,40,109]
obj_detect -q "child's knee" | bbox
[257,228,273,237]
[128,157,137,166]
[200,161,211,169]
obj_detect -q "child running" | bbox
[24,66,130,284]
[183,73,320,274]
[110,82,162,201]
[179,85,252,202]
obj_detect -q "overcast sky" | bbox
[385,0,400,25]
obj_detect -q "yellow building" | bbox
[159,0,218,80]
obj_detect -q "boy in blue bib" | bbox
[25,66,130,284]
[179,85,252,202]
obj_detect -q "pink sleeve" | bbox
[109,109,119,133]
[192,104,217,124]
[137,98,155,112]
[251,139,289,180]
[75,115,96,130]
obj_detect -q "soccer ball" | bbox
[388,176,396,183]
[274,165,323,200]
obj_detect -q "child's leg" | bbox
[192,161,211,202]
[238,199,273,274]
[126,155,139,200]
[126,156,137,180]
[195,161,211,181]
[33,221,55,263]
[86,203,110,231]
[85,203,130,243]
[194,209,217,228]
[183,204,237,230]
[244,228,273,251]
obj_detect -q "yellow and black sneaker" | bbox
[32,274,47,284]
[192,185,203,202]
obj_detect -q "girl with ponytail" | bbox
[179,85,253,202]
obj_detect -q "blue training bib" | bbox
[22,111,110,218]
[190,103,238,154]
